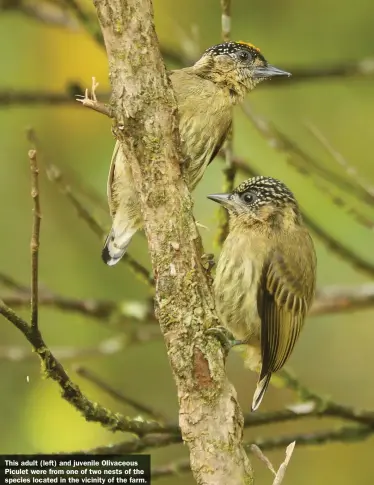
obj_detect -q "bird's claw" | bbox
[206,326,243,356]
[201,253,215,271]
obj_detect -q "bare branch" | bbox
[0,273,30,293]
[278,368,374,428]
[1,289,154,324]
[28,149,41,330]
[220,0,231,42]
[0,331,160,362]
[75,366,168,422]
[241,103,368,202]
[281,57,374,83]
[250,425,372,451]
[272,442,295,485]
[302,215,374,278]
[250,444,276,476]
[2,1,374,86]
[2,278,374,333]
[310,283,374,316]
[65,433,181,456]
[0,144,169,437]
[76,77,112,117]
[45,162,154,288]
[0,88,89,106]
[0,298,175,435]
[216,0,235,246]
[305,122,374,230]
[0,291,156,329]
[64,0,104,45]
[0,0,79,29]
[306,122,374,200]
[151,426,372,480]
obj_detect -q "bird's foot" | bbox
[201,253,215,272]
[206,326,244,357]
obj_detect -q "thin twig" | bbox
[64,433,181,456]
[0,0,79,29]
[284,57,374,83]
[0,156,167,436]
[45,163,154,288]
[220,0,231,43]
[76,77,112,117]
[248,425,372,451]
[310,283,374,316]
[63,0,103,45]
[0,59,373,106]
[58,400,374,461]
[0,273,30,293]
[3,0,374,85]
[241,103,369,202]
[0,88,92,106]
[305,122,374,229]
[216,0,235,246]
[250,444,276,475]
[1,289,155,325]
[302,214,374,278]
[151,425,372,479]
[272,441,296,485]
[0,330,160,362]
[305,122,374,200]
[0,299,175,436]
[2,280,374,327]
[279,368,374,428]
[28,149,41,330]
[75,366,167,421]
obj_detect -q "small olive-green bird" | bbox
[208,176,316,411]
[102,42,290,265]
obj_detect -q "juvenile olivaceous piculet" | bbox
[103,42,291,265]
[208,176,316,411]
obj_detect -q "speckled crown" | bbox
[204,41,262,58]
[234,176,297,205]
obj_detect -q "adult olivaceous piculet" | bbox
[102,41,291,266]
[208,176,317,411]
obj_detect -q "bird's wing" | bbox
[256,241,315,379]
[106,140,122,218]
[208,121,232,165]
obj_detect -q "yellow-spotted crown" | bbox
[204,41,265,62]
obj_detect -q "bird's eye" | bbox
[238,50,250,61]
[241,192,256,204]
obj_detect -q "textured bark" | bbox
[92,0,253,483]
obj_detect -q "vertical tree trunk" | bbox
[93,1,253,483]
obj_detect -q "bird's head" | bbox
[208,176,301,227]
[194,41,291,98]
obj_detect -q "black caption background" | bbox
[0,454,150,484]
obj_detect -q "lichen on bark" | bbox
[92,0,253,483]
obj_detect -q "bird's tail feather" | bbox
[102,226,137,266]
[251,373,271,412]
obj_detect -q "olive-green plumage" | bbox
[208,176,316,411]
[102,42,291,265]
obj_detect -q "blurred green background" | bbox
[1,0,374,483]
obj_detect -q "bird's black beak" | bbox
[253,64,291,79]
[207,193,232,209]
